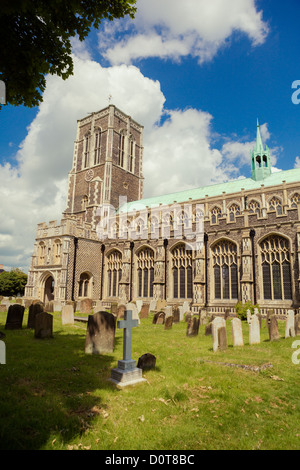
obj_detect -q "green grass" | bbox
[0,310,300,450]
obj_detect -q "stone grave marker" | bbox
[164,315,173,330]
[53,300,62,312]
[0,305,7,313]
[34,312,53,339]
[247,309,252,324]
[111,302,118,316]
[249,314,260,345]
[5,304,25,330]
[140,303,149,319]
[285,310,295,338]
[149,299,157,312]
[231,317,244,347]
[117,304,126,319]
[79,298,93,314]
[62,305,74,325]
[184,311,192,323]
[137,353,156,370]
[156,299,167,311]
[136,300,143,314]
[182,301,190,315]
[153,311,165,324]
[126,302,139,324]
[205,322,212,336]
[186,316,199,337]
[218,327,228,350]
[212,317,226,352]
[27,302,44,328]
[268,315,280,341]
[172,307,180,323]
[199,310,207,325]
[109,310,146,388]
[85,311,116,354]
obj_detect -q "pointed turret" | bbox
[251,120,272,181]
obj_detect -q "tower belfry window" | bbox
[94,128,101,165]
[84,133,90,168]
[118,132,125,168]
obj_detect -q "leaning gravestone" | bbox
[172,307,180,323]
[27,302,44,328]
[137,353,156,370]
[186,316,200,337]
[85,311,116,354]
[285,310,295,338]
[153,311,165,325]
[212,317,226,352]
[34,312,53,339]
[268,315,280,341]
[164,315,173,330]
[5,304,25,330]
[231,318,244,347]
[61,305,74,325]
[249,314,260,345]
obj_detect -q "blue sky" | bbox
[0,0,300,271]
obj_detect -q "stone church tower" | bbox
[64,104,144,228]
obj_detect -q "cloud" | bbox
[294,156,300,168]
[99,0,269,65]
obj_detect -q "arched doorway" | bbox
[44,276,54,303]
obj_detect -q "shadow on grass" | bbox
[0,326,122,450]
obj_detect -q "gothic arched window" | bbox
[78,272,91,298]
[128,134,135,173]
[269,197,283,216]
[94,128,102,165]
[248,199,261,217]
[290,193,300,208]
[107,251,122,298]
[260,235,292,300]
[172,244,193,299]
[136,248,154,298]
[211,240,238,300]
[228,203,241,222]
[118,130,126,168]
[211,206,222,224]
[83,133,90,168]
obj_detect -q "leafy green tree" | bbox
[0,269,28,296]
[0,0,137,107]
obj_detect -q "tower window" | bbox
[269,197,283,216]
[94,128,101,165]
[83,133,90,168]
[118,131,125,168]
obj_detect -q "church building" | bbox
[24,104,300,315]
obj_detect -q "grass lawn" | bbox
[0,309,299,450]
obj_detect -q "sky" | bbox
[1,0,300,273]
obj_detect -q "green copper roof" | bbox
[118,167,300,213]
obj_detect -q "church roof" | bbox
[119,167,300,213]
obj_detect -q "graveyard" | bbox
[0,303,299,450]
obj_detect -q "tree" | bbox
[0,0,137,107]
[0,269,28,296]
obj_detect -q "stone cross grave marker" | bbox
[109,310,146,388]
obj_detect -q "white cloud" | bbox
[99,0,269,65]
[294,156,300,168]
